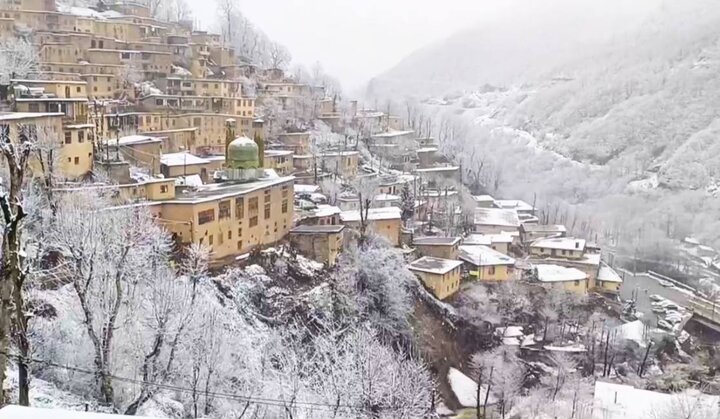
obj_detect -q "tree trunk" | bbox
[483,367,494,418]
[476,369,483,419]
[0,193,26,406]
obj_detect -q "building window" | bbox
[219,200,231,219]
[264,189,271,203]
[160,185,168,193]
[237,227,242,237]
[198,209,215,225]
[76,86,81,93]
[488,266,495,275]
[264,203,271,219]
[237,240,243,250]
[281,186,289,198]
[574,280,580,286]
[249,216,258,227]
[248,197,258,213]
[64,132,72,144]
[74,157,79,165]
[228,230,232,240]
[208,235,213,246]
[235,197,244,219]
[78,131,84,143]
[281,200,288,214]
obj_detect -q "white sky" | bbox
[187,0,493,91]
[186,0,667,92]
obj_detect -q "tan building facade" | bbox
[159,176,294,262]
[408,257,463,300]
[289,225,345,266]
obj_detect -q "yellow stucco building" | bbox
[288,224,345,266]
[413,237,461,260]
[458,245,516,281]
[340,207,402,246]
[0,112,93,180]
[535,264,589,295]
[408,256,463,300]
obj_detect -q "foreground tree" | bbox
[0,124,36,405]
[0,37,37,84]
[48,192,170,403]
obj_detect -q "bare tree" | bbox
[269,42,291,70]
[0,37,38,84]
[0,123,38,405]
[350,177,379,244]
[48,192,171,403]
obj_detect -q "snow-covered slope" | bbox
[368,0,720,248]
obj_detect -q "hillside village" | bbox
[0,0,719,418]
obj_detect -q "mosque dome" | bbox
[227,136,259,170]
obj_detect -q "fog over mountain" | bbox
[369,0,720,250]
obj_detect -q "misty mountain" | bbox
[368,0,720,247]
[372,0,720,192]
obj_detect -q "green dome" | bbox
[227,136,259,169]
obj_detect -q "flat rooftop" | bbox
[458,245,515,266]
[340,207,402,222]
[160,152,210,167]
[164,172,294,204]
[536,264,587,282]
[474,208,520,228]
[0,112,64,121]
[521,224,567,233]
[290,225,345,234]
[413,237,461,246]
[408,256,463,275]
[530,237,586,251]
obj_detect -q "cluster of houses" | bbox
[406,197,623,300]
[0,0,623,301]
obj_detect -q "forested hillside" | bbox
[369,0,720,255]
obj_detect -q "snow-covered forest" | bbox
[367,0,720,266]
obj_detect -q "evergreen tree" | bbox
[400,182,415,224]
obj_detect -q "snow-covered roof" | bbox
[593,381,720,419]
[613,320,648,347]
[416,147,438,153]
[0,406,160,419]
[473,208,520,228]
[113,135,162,146]
[0,112,64,121]
[172,174,202,188]
[495,199,535,212]
[340,207,402,222]
[313,204,341,218]
[372,129,415,138]
[413,237,461,246]
[265,149,293,157]
[408,256,463,275]
[530,237,586,252]
[294,184,320,194]
[458,245,515,267]
[415,166,459,173]
[536,264,587,282]
[471,194,495,203]
[447,368,497,408]
[521,224,567,233]
[373,193,400,201]
[463,233,514,246]
[598,264,623,283]
[160,152,210,167]
[290,225,345,234]
[541,252,601,267]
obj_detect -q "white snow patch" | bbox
[447,367,497,408]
